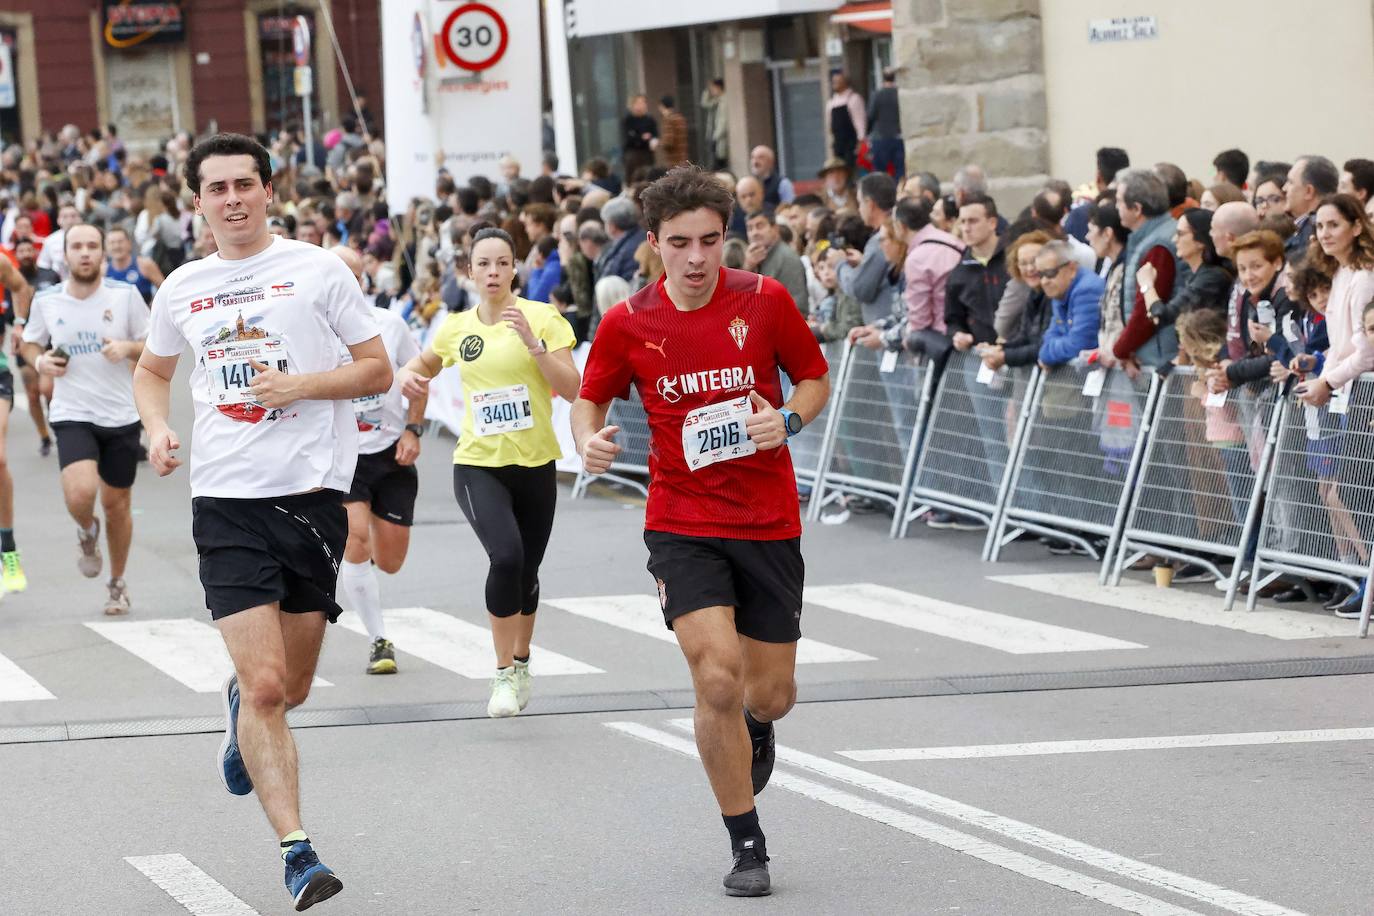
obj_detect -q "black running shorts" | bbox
[644,530,804,644]
[192,490,348,621]
[52,420,142,487]
[0,369,13,407]
[345,440,419,527]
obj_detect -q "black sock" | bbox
[744,708,769,737]
[723,808,764,848]
[513,653,529,664]
[0,529,15,553]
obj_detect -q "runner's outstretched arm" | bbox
[134,352,181,477]
[785,374,830,425]
[249,335,392,408]
[571,397,620,475]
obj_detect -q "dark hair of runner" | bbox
[471,227,517,259]
[639,165,734,236]
[184,133,273,196]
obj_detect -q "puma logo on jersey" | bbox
[644,338,668,357]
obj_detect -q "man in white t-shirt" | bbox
[35,203,80,283]
[21,224,148,615]
[133,134,391,913]
[329,245,426,676]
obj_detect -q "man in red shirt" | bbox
[572,166,830,898]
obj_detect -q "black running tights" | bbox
[452,461,557,617]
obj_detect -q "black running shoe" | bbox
[723,838,771,897]
[747,714,775,795]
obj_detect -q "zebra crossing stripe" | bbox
[124,854,259,915]
[85,618,332,693]
[0,649,54,702]
[545,594,875,664]
[805,583,1144,654]
[338,607,604,677]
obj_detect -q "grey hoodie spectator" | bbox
[838,172,898,323]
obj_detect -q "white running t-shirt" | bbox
[351,307,420,455]
[144,236,381,498]
[23,279,149,427]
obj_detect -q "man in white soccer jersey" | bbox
[21,224,147,613]
[133,134,391,912]
[330,244,426,675]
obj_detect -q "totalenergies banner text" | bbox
[384,0,542,214]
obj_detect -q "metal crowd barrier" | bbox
[571,386,653,499]
[897,348,1036,541]
[786,341,849,491]
[990,363,1159,582]
[1109,368,1281,609]
[807,344,933,535]
[1248,375,1374,623]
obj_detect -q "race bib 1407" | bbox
[204,337,291,406]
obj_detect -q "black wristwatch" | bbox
[404,423,426,438]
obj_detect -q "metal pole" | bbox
[303,93,315,168]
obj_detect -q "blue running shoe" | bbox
[284,841,343,911]
[218,674,253,796]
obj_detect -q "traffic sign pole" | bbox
[293,16,314,168]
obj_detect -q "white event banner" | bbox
[384,0,542,214]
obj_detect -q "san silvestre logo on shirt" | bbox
[655,365,756,405]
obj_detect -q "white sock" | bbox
[339,560,385,640]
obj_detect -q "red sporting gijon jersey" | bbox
[579,268,829,540]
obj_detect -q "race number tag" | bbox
[471,384,534,436]
[880,349,899,374]
[1082,368,1106,398]
[681,395,757,472]
[1205,390,1228,408]
[976,362,997,386]
[1329,384,1350,415]
[204,337,291,406]
[352,392,384,415]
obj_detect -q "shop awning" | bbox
[831,1,892,34]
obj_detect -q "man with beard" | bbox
[10,237,58,457]
[21,225,148,612]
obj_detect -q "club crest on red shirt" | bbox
[728,316,748,350]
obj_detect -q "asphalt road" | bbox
[0,376,1371,915]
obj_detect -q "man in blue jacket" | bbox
[1035,241,1103,367]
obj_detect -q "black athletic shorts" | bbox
[191,489,348,621]
[644,529,804,644]
[0,369,13,406]
[345,440,419,526]
[52,420,142,487]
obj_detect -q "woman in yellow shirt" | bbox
[399,228,580,717]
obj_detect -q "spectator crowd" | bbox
[6,70,1374,617]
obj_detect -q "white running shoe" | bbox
[77,519,102,579]
[487,667,520,718]
[514,659,531,711]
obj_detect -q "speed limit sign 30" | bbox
[440,3,510,72]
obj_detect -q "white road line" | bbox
[0,650,53,702]
[839,727,1374,761]
[663,719,1302,916]
[544,595,876,664]
[86,619,331,693]
[990,572,1356,640]
[338,607,603,677]
[124,854,259,915]
[607,722,1200,916]
[804,582,1144,654]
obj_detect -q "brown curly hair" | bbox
[639,165,735,236]
[1306,193,1374,273]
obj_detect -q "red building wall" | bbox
[12,1,382,138]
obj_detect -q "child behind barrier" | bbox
[1177,310,1253,530]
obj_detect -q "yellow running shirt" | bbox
[431,298,576,468]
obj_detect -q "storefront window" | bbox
[568,33,631,171]
[258,10,320,138]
